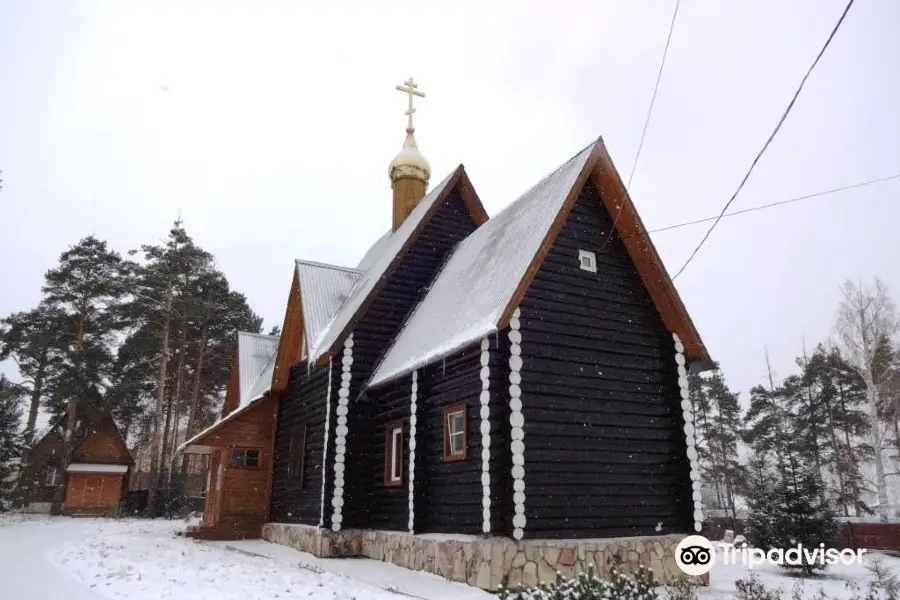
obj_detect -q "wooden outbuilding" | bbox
[19,396,132,516]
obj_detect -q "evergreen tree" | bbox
[689,367,744,521]
[704,373,745,521]
[118,220,261,516]
[0,303,67,444]
[745,466,839,576]
[0,375,24,511]
[800,345,872,516]
[41,235,127,419]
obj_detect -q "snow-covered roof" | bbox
[66,463,128,473]
[180,331,280,451]
[356,230,392,272]
[296,260,362,352]
[237,332,280,408]
[369,140,597,387]
[308,169,459,361]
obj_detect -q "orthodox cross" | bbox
[396,78,425,131]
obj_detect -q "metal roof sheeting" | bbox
[369,140,598,387]
[308,169,459,361]
[296,260,363,351]
[237,332,280,408]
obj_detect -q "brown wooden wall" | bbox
[200,396,277,530]
[64,473,124,514]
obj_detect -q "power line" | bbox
[644,172,900,235]
[670,0,856,280]
[599,0,680,254]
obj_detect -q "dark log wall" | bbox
[269,360,334,524]
[343,187,480,530]
[415,344,483,534]
[517,181,693,539]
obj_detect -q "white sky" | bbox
[2,0,899,401]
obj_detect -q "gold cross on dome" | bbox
[396,78,425,132]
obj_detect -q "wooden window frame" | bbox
[44,466,60,487]
[230,447,261,469]
[289,424,308,487]
[384,421,404,487]
[443,404,468,461]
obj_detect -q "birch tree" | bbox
[834,278,900,521]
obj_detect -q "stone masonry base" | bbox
[262,523,690,591]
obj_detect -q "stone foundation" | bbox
[262,523,690,591]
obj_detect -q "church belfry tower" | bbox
[389,78,430,231]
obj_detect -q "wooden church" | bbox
[182,79,712,589]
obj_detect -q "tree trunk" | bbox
[51,307,86,515]
[23,347,48,443]
[145,287,173,518]
[160,375,176,487]
[167,335,189,485]
[180,326,210,478]
[866,373,891,521]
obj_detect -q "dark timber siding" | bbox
[517,181,693,539]
[415,344,483,534]
[343,187,481,530]
[270,360,334,524]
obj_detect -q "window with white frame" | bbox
[443,404,467,461]
[384,422,403,486]
[44,466,60,487]
[578,249,597,273]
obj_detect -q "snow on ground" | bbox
[697,545,900,599]
[2,514,900,600]
[0,515,487,600]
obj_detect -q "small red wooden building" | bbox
[181,332,280,539]
[19,397,132,516]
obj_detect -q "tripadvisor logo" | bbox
[675,534,869,576]
[675,535,715,576]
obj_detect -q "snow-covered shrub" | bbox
[745,468,838,575]
[498,565,658,600]
[734,574,785,600]
[665,576,699,600]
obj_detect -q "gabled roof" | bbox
[181,332,278,450]
[308,166,488,363]
[369,137,712,387]
[296,260,363,352]
[237,332,280,408]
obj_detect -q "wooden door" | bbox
[83,476,104,506]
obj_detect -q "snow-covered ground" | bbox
[0,515,486,600]
[1,515,899,600]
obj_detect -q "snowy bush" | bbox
[745,468,839,575]
[498,565,658,600]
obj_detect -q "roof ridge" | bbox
[238,331,280,340]
[295,258,363,275]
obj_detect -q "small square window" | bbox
[443,404,467,461]
[230,448,260,468]
[578,250,597,273]
[384,422,404,487]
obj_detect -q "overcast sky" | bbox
[2,0,899,402]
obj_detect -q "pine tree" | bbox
[0,304,67,444]
[745,466,838,576]
[705,373,745,521]
[0,375,24,511]
[690,368,744,522]
[119,220,261,516]
[800,345,872,516]
[39,235,127,513]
